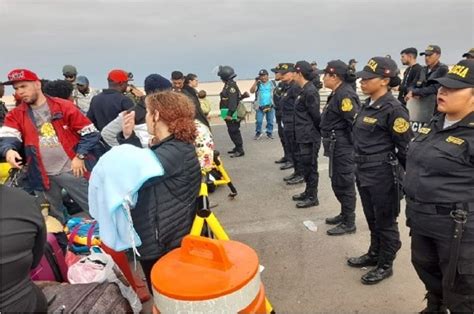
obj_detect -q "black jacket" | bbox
[182,85,210,128]
[398,63,423,104]
[219,80,241,117]
[294,81,321,143]
[117,134,201,260]
[280,82,301,127]
[87,89,134,130]
[410,62,449,99]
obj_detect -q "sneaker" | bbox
[266,133,274,139]
[254,133,263,140]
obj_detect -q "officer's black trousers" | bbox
[275,113,288,159]
[283,128,302,175]
[296,141,320,198]
[225,120,243,152]
[326,137,356,225]
[408,209,474,312]
[356,173,401,266]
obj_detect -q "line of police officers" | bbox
[218,54,474,311]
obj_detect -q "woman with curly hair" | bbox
[119,91,201,290]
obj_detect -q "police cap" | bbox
[271,63,295,74]
[420,45,441,56]
[356,57,398,79]
[432,59,474,89]
[316,60,349,76]
[462,48,474,58]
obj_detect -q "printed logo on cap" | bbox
[449,65,469,79]
[8,70,26,81]
[367,59,378,72]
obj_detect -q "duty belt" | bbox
[406,197,474,215]
[354,152,392,163]
[321,129,349,138]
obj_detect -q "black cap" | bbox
[420,45,441,56]
[356,57,399,79]
[171,71,184,80]
[433,59,474,89]
[258,69,269,76]
[401,47,418,56]
[271,63,295,74]
[317,60,348,76]
[462,48,474,58]
[295,61,313,75]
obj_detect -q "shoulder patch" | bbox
[446,136,465,145]
[393,117,410,134]
[229,87,236,93]
[363,116,377,124]
[341,98,353,112]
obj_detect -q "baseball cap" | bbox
[462,48,474,58]
[62,65,78,76]
[356,57,398,79]
[107,69,129,83]
[4,69,40,85]
[420,45,441,56]
[271,63,295,74]
[258,69,269,76]
[401,47,418,56]
[317,60,349,76]
[432,59,474,89]
[144,74,172,94]
[75,76,89,86]
[295,61,313,75]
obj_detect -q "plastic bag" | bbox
[67,249,142,313]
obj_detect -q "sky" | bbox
[0,0,473,88]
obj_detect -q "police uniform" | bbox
[405,59,474,312]
[291,61,321,208]
[280,78,303,183]
[348,57,414,284]
[218,66,244,157]
[319,60,361,234]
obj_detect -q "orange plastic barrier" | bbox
[151,235,267,313]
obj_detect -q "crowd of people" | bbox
[0,45,473,312]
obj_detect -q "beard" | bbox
[23,93,38,105]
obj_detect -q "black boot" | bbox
[326,223,356,236]
[231,150,245,158]
[292,192,307,201]
[347,252,378,268]
[325,214,343,225]
[283,173,297,182]
[420,292,443,313]
[287,175,304,185]
[275,157,287,164]
[227,148,237,154]
[361,264,393,285]
[296,196,319,208]
[280,162,294,170]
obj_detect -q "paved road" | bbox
[208,122,425,313]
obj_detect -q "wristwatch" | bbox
[76,153,86,160]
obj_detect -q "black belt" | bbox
[406,197,474,215]
[354,152,392,163]
[321,129,349,138]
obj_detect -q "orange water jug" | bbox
[151,235,267,313]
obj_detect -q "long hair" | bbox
[145,91,197,144]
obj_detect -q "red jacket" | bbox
[0,96,100,191]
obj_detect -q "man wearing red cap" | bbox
[87,69,134,130]
[0,69,100,222]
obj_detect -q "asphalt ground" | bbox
[206,121,426,313]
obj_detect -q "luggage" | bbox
[42,282,133,313]
[31,233,69,282]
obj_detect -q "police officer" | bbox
[271,64,291,167]
[347,57,413,284]
[405,59,474,312]
[291,61,321,208]
[218,65,245,157]
[318,60,361,235]
[278,63,304,183]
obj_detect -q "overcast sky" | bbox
[0,0,473,88]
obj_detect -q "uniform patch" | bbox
[393,117,410,134]
[418,127,431,134]
[468,122,474,128]
[446,136,465,145]
[341,98,353,112]
[363,116,377,124]
[229,87,236,93]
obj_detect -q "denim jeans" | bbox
[255,108,275,135]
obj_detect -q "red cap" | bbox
[107,69,129,83]
[4,69,40,85]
